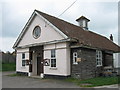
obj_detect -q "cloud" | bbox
[0,37,16,52]
[0,3,2,37]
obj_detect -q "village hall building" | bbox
[13,10,120,79]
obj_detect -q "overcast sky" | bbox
[0,0,119,52]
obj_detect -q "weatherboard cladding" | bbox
[14,10,120,52]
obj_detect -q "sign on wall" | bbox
[44,59,50,66]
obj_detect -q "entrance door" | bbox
[37,56,44,75]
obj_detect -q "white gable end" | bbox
[18,15,64,47]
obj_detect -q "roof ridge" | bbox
[35,9,111,40]
[88,30,108,39]
[35,9,83,29]
[89,30,119,46]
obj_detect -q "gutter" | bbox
[14,38,77,49]
[70,44,119,53]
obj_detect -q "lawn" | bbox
[2,63,16,71]
[7,73,24,77]
[65,76,120,87]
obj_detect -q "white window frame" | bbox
[33,26,41,39]
[22,53,26,66]
[50,49,56,68]
[96,50,102,67]
[73,52,78,64]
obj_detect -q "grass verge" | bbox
[2,63,16,71]
[7,73,25,77]
[65,76,120,87]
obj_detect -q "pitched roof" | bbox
[35,10,120,52]
[76,16,90,21]
[13,10,120,52]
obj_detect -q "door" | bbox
[37,56,44,75]
[37,57,41,75]
[29,51,33,72]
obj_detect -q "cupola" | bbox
[76,16,90,30]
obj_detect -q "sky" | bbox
[0,0,119,52]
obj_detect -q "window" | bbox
[96,50,102,66]
[73,52,78,64]
[51,49,56,67]
[33,26,41,39]
[83,20,86,27]
[22,53,26,66]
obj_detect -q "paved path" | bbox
[2,72,80,88]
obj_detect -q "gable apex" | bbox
[13,10,68,49]
[35,10,68,39]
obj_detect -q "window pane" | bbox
[33,26,41,39]
[73,52,77,64]
[97,59,99,62]
[74,53,76,56]
[51,59,53,67]
[22,53,25,59]
[83,20,86,27]
[22,60,25,66]
[54,63,56,67]
[51,49,56,67]
[97,62,99,65]
[96,50,102,66]
[51,59,56,67]
[51,49,55,58]
[22,53,25,66]
[97,55,98,57]
[75,57,77,62]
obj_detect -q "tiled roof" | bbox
[36,10,120,52]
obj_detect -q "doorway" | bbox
[29,46,43,76]
[37,56,43,75]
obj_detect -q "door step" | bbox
[29,76,42,79]
[29,74,44,79]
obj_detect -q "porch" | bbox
[28,46,44,77]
